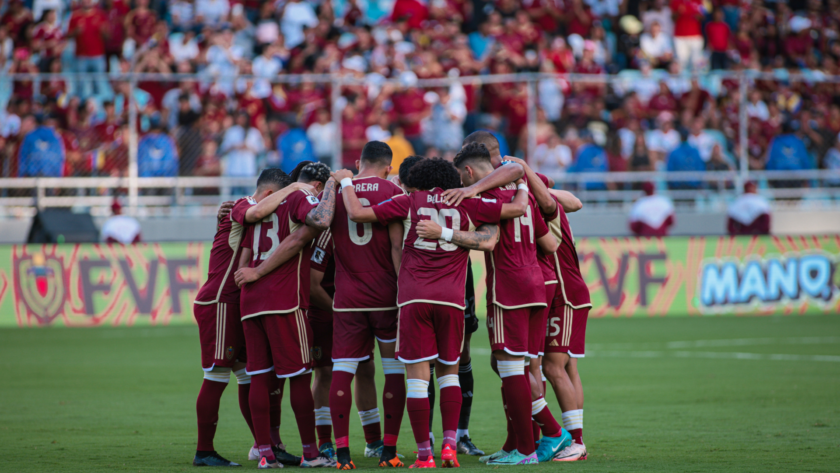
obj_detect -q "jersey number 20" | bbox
[415,207,460,252]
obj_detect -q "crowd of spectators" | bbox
[1,0,840,190]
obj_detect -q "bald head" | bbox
[463,131,501,167]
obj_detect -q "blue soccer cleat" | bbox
[193,451,242,467]
[534,429,573,462]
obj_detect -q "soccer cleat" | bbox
[439,444,459,468]
[408,457,436,468]
[478,450,509,463]
[379,445,405,467]
[272,446,302,466]
[336,448,355,470]
[455,436,484,456]
[365,439,385,458]
[336,459,356,470]
[319,442,336,460]
[300,453,337,468]
[249,446,261,461]
[486,450,538,466]
[552,442,587,462]
[534,430,572,463]
[257,456,282,469]
[193,452,242,467]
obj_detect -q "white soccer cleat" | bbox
[552,442,587,462]
[300,453,337,468]
[249,446,260,461]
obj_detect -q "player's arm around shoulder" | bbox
[338,170,380,223]
[548,188,583,213]
[304,177,339,230]
[246,182,315,223]
[499,180,529,219]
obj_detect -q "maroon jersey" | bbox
[333,177,405,311]
[372,189,503,309]
[195,197,254,305]
[544,197,592,309]
[538,201,560,285]
[240,190,320,319]
[309,228,335,298]
[482,188,548,309]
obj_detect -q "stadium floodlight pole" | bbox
[527,79,538,164]
[737,71,749,191]
[127,77,139,214]
[331,76,343,172]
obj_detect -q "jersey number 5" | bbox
[348,198,373,245]
[415,207,460,252]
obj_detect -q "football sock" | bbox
[358,408,382,444]
[382,359,406,447]
[234,370,255,440]
[500,386,515,452]
[532,420,541,442]
[562,409,584,444]
[457,360,474,433]
[196,376,228,452]
[329,361,358,449]
[314,406,332,447]
[531,396,562,437]
[269,376,284,446]
[427,365,436,432]
[406,379,431,461]
[437,374,461,448]
[498,360,535,455]
[289,372,319,459]
[249,373,274,454]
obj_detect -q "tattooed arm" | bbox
[304,177,339,230]
[416,220,499,252]
[234,225,320,287]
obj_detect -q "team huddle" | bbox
[192,131,591,469]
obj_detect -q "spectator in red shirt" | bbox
[125,0,158,48]
[672,0,705,72]
[391,0,428,30]
[391,72,430,155]
[566,0,595,37]
[705,9,731,70]
[0,0,33,44]
[68,0,110,99]
[31,9,64,72]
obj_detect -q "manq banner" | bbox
[0,236,838,327]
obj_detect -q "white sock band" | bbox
[333,360,359,374]
[497,360,524,379]
[381,358,405,375]
[437,374,460,389]
[314,406,332,426]
[531,397,548,416]
[204,367,231,383]
[561,409,583,431]
[456,429,469,440]
[459,362,472,373]
[234,368,251,385]
[407,379,430,399]
[358,408,381,426]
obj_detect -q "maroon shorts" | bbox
[195,302,246,370]
[545,304,589,357]
[332,309,398,362]
[397,303,464,365]
[243,310,313,377]
[487,304,546,358]
[309,307,333,368]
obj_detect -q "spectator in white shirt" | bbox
[366,113,392,142]
[281,0,318,49]
[533,133,573,178]
[646,112,680,166]
[195,0,230,27]
[687,117,716,162]
[307,109,337,163]
[640,21,673,68]
[221,112,266,179]
[746,90,770,122]
[252,44,283,98]
[169,31,199,63]
[170,0,195,31]
[32,0,64,21]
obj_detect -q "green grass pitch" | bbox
[1,315,839,472]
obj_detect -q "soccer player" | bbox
[233,169,340,469]
[290,161,383,461]
[192,170,313,467]
[323,142,408,470]
[425,144,570,464]
[541,186,591,461]
[342,157,528,468]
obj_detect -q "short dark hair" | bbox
[399,155,425,188]
[409,157,462,191]
[256,168,291,191]
[289,160,315,182]
[463,130,500,153]
[453,142,492,169]
[298,162,331,185]
[360,141,393,166]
